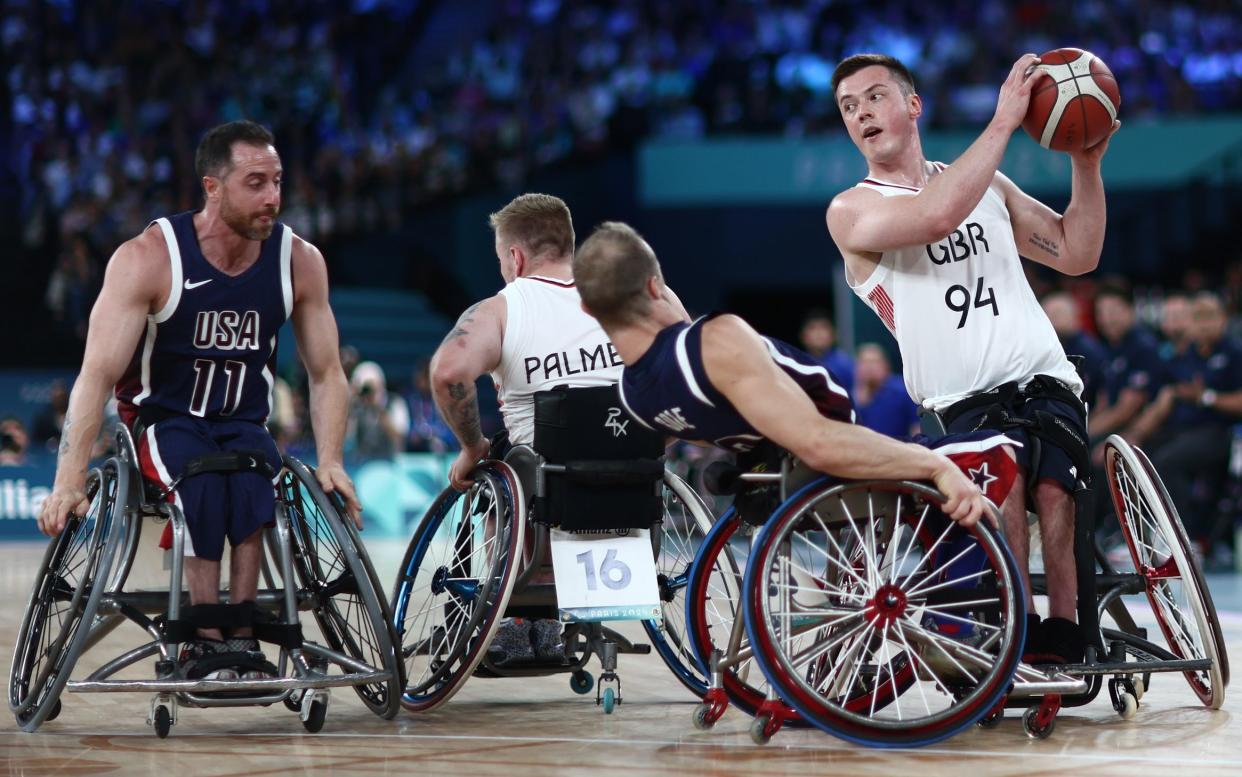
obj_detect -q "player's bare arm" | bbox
[290,236,362,524]
[828,54,1045,269]
[38,228,167,536]
[699,315,986,526]
[430,294,506,491]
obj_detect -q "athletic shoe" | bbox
[486,618,534,665]
[531,618,566,661]
[178,639,240,681]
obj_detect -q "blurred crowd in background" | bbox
[8,0,1242,343]
[5,0,1242,561]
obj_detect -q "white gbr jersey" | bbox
[491,275,623,444]
[847,163,1082,411]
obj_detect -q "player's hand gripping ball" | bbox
[1022,48,1120,152]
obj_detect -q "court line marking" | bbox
[74,730,1242,766]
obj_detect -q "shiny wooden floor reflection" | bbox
[3,539,1241,777]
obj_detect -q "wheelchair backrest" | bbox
[532,384,665,531]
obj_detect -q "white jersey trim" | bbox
[933,435,1023,456]
[279,225,293,317]
[761,338,857,423]
[616,373,657,431]
[151,218,183,324]
[675,322,715,408]
[144,425,196,557]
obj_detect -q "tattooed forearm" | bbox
[1029,232,1060,258]
[444,381,483,441]
[441,301,484,345]
[58,410,73,461]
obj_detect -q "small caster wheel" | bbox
[1116,691,1138,720]
[570,670,594,695]
[749,714,775,745]
[976,709,1003,729]
[1022,706,1054,740]
[283,692,303,713]
[302,699,328,732]
[692,703,716,730]
[153,705,172,739]
[1132,676,1145,701]
[46,699,62,722]
[601,687,616,714]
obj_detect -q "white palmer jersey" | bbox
[847,163,1082,411]
[491,275,623,444]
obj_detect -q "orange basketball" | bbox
[1022,48,1120,152]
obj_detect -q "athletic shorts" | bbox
[942,391,1087,493]
[135,416,282,561]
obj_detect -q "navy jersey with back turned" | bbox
[116,211,293,425]
[618,314,854,452]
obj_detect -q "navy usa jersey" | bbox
[618,314,854,452]
[116,211,292,425]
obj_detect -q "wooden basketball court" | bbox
[3,539,1240,776]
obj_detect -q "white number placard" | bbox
[549,529,662,622]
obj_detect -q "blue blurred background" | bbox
[2,0,1241,550]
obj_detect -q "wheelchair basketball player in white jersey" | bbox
[826,53,1118,662]
[428,193,689,663]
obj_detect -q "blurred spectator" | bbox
[30,379,70,453]
[339,345,361,381]
[403,359,456,453]
[853,343,918,438]
[1126,293,1242,547]
[347,361,409,460]
[1157,291,1193,361]
[1042,291,1107,410]
[0,417,29,466]
[800,309,854,392]
[45,234,101,341]
[1089,283,1165,446]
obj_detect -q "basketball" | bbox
[1022,48,1121,152]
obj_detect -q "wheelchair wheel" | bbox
[1105,435,1227,708]
[281,457,403,719]
[642,470,716,697]
[392,463,525,712]
[685,508,769,716]
[744,479,1025,748]
[9,462,127,731]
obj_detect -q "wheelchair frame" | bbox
[390,444,715,714]
[8,425,401,737]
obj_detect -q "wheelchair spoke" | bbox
[898,519,956,591]
[903,540,984,598]
[893,622,932,717]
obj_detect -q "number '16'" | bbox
[575,548,632,591]
[945,276,999,329]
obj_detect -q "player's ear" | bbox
[645,275,663,301]
[908,92,923,120]
[510,245,524,277]
[202,176,219,202]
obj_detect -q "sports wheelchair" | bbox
[686,428,1228,746]
[390,385,714,714]
[8,425,402,738]
[686,446,1027,747]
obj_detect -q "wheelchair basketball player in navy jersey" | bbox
[572,221,1015,520]
[37,120,360,681]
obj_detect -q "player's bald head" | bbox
[574,222,663,329]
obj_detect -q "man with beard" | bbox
[37,120,360,681]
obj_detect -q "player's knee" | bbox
[1033,479,1072,513]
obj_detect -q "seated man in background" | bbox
[1124,292,1242,555]
[573,221,1010,529]
[854,343,920,438]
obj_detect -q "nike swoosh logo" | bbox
[183,278,213,290]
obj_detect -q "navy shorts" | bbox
[135,416,282,561]
[942,389,1086,493]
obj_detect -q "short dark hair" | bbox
[574,222,662,328]
[1095,281,1133,306]
[832,54,917,99]
[488,193,575,261]
[195,120,276,179]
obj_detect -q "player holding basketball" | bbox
[827,53,1117,661]
[37,120,360,679]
